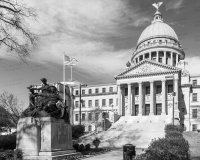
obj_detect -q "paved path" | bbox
[82,149,144,160]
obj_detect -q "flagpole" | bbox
[63,54,66,106]
[71,66,73,81]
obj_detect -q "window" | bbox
[75,101,79,108]
[95,113,99,121]
[193,80,197,86]
[95,88,99,94]
[192,124,197,131]
[168,84,173,93]
[192,109,197,118]
[82,100,85,108]
[159,58,162,63]
[89,89,92,94]
[82,113,85,121]
[95,100,99,107]
[156,85,161,94]
[75,90,79,95]
[75,114,78,121]
[88,125,92,131]
[109,87,113,92]
[102,88,106,93]
[135,87,139,95]
[109,99,113,106]
[102,99,106,106]
[82,90,85,95]
[88,113,92,121]
[146,86,150,94]
[192,93,198,101]
[88,100,92,107]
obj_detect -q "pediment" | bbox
[116,60,180,79]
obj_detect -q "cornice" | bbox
[75,92,117,97]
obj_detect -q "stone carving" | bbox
[181,69,190,77]
[125,63,168,75]
[21,78,70,123]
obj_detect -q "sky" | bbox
[0,0,200,107]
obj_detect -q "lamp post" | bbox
[79,83,87,125]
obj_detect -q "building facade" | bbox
[73,84,119,131]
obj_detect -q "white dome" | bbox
[137,21,178,45]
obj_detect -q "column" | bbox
[156,51,159,62]
[149,81,154,115]
[176,54,179,66]
[161,80,166,115]
[117,84,122,115]
[132,85,135,116]
[143,54,145,60]
[149,52,152,60]
[171,52,173,66]
[138,82,143,116]
[164,51,166,64]
[127,83,132,116]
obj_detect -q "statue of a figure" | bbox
[21,78,70,123]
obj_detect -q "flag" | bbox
[64,55,78,66]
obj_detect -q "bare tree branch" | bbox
[0,0,38,61]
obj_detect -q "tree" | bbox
[0,91,24,132]
[0,0,37,61]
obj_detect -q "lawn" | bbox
[183,131,200,158]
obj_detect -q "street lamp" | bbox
[79,83,87,125]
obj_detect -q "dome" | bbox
[137,21,178,45]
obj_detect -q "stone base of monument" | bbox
[16,117,81,160]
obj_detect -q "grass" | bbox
[183,131,200,158]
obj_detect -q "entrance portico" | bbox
[115,60,180,118]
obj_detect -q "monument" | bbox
[16,78,80,160]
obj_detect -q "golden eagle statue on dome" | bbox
[21,78,70,123]
[152,2,163,11]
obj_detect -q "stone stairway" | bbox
[80,115,171,148]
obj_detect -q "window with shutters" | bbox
[82,113,85,121]
[88,100,92,107]
[75,114,78,121]
[193,80,197,86]
[102,99,106,107]
[192,93,197,101]
[88,113,92,121]
[95,100,99,107]
[192,124,197,131]
[192,109,197,118]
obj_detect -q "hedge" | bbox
[72,125,85,139]
[0,134,16,150]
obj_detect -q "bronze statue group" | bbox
[21,78,70,123]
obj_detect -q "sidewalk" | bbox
[82,148,144,160]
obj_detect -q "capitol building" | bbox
[72,6,200,133]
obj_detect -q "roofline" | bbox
[73,83,117,89]
[190,75,200,78]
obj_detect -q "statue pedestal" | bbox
[16,117,80,160]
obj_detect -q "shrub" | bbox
[73,144,79,151]
[165,130,183,138]
[72,125,85,139]
[145,136,190,160]
[0,149,23,160]
[85,144,91,151]
[78,144,85,152]
[165,124,183,133]
[0,134,16,150]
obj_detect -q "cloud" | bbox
[165,0,184,11]
[185,56,200,76]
